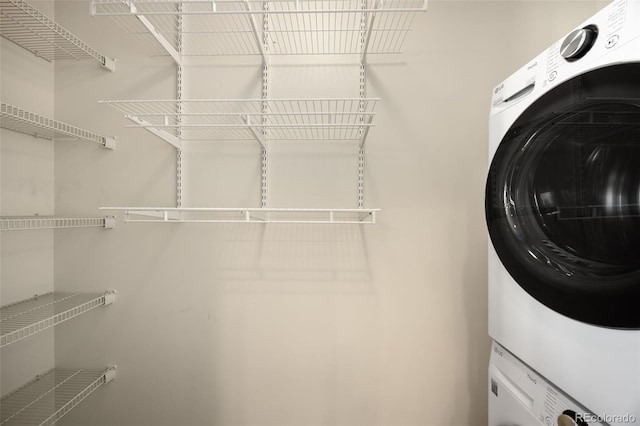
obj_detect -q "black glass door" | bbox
[486,63,640,328]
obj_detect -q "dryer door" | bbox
[486,63,640,328]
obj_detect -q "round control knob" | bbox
[557,414,578,426]
[560,25,598,61]
[558,410,588,426]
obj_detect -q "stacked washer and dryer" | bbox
[485,1,639,425]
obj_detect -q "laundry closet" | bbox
[1,1,612,426]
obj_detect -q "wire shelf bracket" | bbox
[242,0,267,63]
[0,216,115,231]
[125,113,181,148]
[242,114,266,148]
[0,367,116,426]
[360,0,380,63]
[0,291,116,348]
[0,103,116,149]
[0,0,115,70]
[124,0,182,65]
[90,0,427,57]
[101,207,379,224]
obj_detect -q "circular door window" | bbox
[486,63,640,328]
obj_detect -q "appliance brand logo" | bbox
[493,346,504,357]
[494,83,504,95]
[527,61,538,70]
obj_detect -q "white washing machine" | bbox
[486,0,640,424]
[489,341,613,426]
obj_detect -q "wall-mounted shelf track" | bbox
[0,367,116,426]
[101,207,379,224]
[0,0,115,70]
[100,98,377,147]
[0,216,115,231]
[91,0,426,60]
[0,103,116,149]
[94,0,419,224]
[0,291,116,348]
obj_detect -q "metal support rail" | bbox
[0,103,115,149]
[0,0,115,69]
[0,367,116,426]
[91,0,426,56]
[0,291,116,348]
[101,207,379,224]
[0,216,115,231]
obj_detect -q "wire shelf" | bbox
[102,206,379,224]
[0,0,115,69]
[0,103,115,149]
[91,0,426,57]
[0,216,115,231]
[100,98,377,144]
[0,292,116,348]
[0,367,116,426]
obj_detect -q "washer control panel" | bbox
[489,342,606,426]
[490,0,638,113]
[560,25,598,60]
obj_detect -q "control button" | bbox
[548,71,557,81]
[560,25,598,61]
[606,34,619,49]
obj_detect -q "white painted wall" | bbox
[38,1,607,425]
[0,1,55,397]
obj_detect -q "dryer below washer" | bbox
[489,341,618,426]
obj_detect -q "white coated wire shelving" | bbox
[0,0,115,70]
[0,367,116,426]
[101,207,380,224]
[0,103,116,149]
[91,0,426,59]
[93,1,400,223]
[0,216,115,231]
[0,291,116,348]
[100,98,377,147]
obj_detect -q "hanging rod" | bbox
[101,207,380,224]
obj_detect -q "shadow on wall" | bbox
[199,224,375,294]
